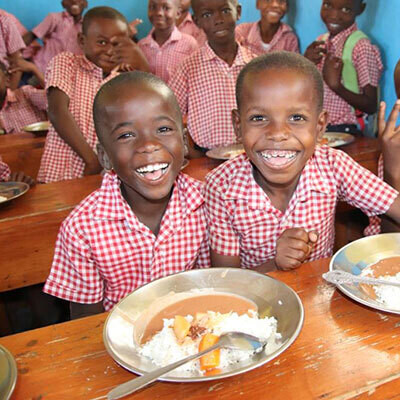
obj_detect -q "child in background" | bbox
[37,7,149,183]
[0,9,27,37]
[305,0,382,135]
[205,52,400,272]
[176,0,206,46]
[0,61,47,134]
[169,0,256,156]
[236,0,299,56]
[138,0,198,83]
[44,72,210,318]
[23,0,87,74]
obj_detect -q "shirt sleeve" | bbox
[21,86,48,111]
[0,156,11,181]
[0,14,25,54]
[43,218,105,305]
[204,174,240,257]
[194,227,211,268]
[45,52,75,98]
[169,61,189,116]
[285,31,299,53]
[334,150,398,217]
[32,13,57,40]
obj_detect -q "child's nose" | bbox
[136,138,162,153]
[267,122,290,141]
[214,11,225,25]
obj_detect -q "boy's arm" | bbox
[7,50,23,90]
[9,58,45,88]
[70,301,105,320]
[47,87,102,175]
[22,31,37,46]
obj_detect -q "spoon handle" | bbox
[107,342,221,400]
[323,270,400,288]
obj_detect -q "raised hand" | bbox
[304,41,326,65]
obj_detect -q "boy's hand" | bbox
[110,36,150,72]
[275,228,318,271]
[9,171,35,187]
[8,57,35,74]
[304,41,326,64]
[379,100,400,187]
[129,18,143,36]
[322,54,343,92]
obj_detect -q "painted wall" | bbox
[1,0,399,114]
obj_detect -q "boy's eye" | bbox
[289,114,306,122]
[117,131,135,140]
[249,115,267,122]
[97,40,107,46]
[222,8,232,14]
[341,7,351,13]
[322,2,331,9]
[158,126,173,134]
[201,11,211,18]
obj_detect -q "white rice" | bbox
[372,272,400,309]
[137,311,281,374]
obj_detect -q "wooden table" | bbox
[1,258,399,400]
[0,132,46,179]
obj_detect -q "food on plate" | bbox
[0,195,7,203]
[223,148,245,159]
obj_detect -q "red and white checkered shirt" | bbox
[317,23,383,126]
[44,171,210,310]
[37,52,117,183]
[178,13,206,47]
[0,13,25,68]
[0,10,27,36]
[138,26,198,83]
[169,43,256,149]
[0,155,10,181]
[236,22,299,56]
[205,145,398,268]
[0,87,47,133]
[31,11,83,73]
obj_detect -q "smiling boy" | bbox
[44,71,210,318]
[205,52,400,272]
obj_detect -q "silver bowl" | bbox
[103,268,304,382]
[329,233,400,314]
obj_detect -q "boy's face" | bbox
[148,0,180,31]
[256,0,288,24]
[98,82,185,203]
[62,0,87,18]
[321,0,365,36]
[79,17,130,74]
[193,0,241,46]
[233,68,327,194]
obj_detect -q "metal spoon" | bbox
[323,270,400,288]
[107,331,265,400]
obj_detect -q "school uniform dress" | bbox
[204,146,398,268]
[30,11,83,73]
[0,13,25,68]
[0,156,10,181]
[169,43,256,149]
[317,23,383,126]
[0,87,47,133]
[235,22,299,56]
[177,13,206,47]
[37,52,117,183]
[43,171,210,310]
[0,10,27,36]
[138,26,198,83]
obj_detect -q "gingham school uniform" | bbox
[138,26,198,83]
[169,43,255,149]
[0,156,10,181]
[317,23,383,126]
[0,10,27,36]
[37,52,117,183]
[31,11,83,73]
[178,13,206,47]
[236,22,299,56]
[0,13,25,68]
[0,87,47,133]
[43,171,210,310]
[205,146,398,268]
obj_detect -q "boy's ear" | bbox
[183,128,189,158]
[97,143,113,171]
[78,32,85,51]
[358,1,366,16]
[316,110,329,143]
[232,109,242,142]
[256,0,261,10]
[236,4,242,21]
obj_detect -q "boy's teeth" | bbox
[136,163,169,173]
[261,150,297,159]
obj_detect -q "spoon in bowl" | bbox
[107,331,265,400]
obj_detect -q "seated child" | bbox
[0,12,25,89]
[236,0,299,56]
[138,0,198,83]
[0,155,34,185]
[169,0,256,156]
[43,71,210,318]
[37,6,149,183]
[23,0,88,74]
[0,61,47,134]
[176,0,206,46]
[305,0,382,135]
[205,52,400,272]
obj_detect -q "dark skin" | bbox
[305,0,377,115]
[394,59,400,99]
[256,0,288,44]
[71,81,186,319]
[177,0,191,26]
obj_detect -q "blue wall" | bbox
[2,0,399,114]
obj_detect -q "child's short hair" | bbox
[82,6,128,35]
[192,0,238,11]
[236,51,324,112]
[93,71,183,141]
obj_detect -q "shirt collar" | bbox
[144,26,182,48]
[62,10,82,24]
[203,41,254,66]
[251,22,291,47]
[327,22,358,51]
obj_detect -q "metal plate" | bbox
[322,132,355,148]
[0,182,29,205]
[206,144,245,160]
[329,233,400,314]
[0,345,17,400]
[103,268,304,382]
[22,121,50,136]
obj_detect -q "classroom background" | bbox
[1,0,399,117]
